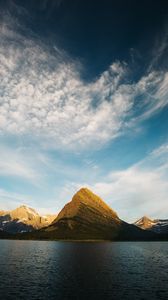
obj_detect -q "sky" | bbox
[0,0,168,222]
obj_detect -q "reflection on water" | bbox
[0,240,167,300]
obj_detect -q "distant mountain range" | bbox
[0,205,56,233]
[0,188,167,241]
[134,216,168,234]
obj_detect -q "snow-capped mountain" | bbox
[0,205,57,233]
[134,216,168,234]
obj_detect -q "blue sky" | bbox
[0,0,168,222]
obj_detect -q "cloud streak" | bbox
[0,145,41,182]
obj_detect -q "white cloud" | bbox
[0,188,34,211]
[0,145,40,181]
[0,17,168,150]
[85,143,168,222]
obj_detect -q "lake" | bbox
[0,240,167,300]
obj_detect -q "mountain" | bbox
[134,216,155,230]
[0,205,57,234]
[134,216,168,234]
[26,188,156,241]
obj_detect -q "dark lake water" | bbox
[0,240,167,300]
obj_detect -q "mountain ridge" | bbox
[134,216,168,234]
[24,188,157,241]
[0,205,57,233]
[53,188,119,224]
[0,188,167,240]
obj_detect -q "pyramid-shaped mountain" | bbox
[27,188,155,241]
[54,187,119,224]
